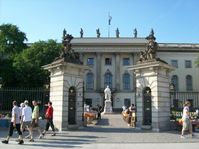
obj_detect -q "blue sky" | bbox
[1,0,199,43]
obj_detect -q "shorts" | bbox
[21,121,31,129]
[31,119,39,127]
[182,118,192,131]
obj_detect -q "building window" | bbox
[123,73,130,90]
[85,98,92,107]
[104,72,112,88]
[171,60,178,68]
[124,98,131,108]
[185,60,192,68]
[87,58,94,65]
[123,58,130,66]
[171,75,179,91]
[186,75,193,91]
[86,72,94,90]
[105,58,112,65]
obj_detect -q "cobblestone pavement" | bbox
[0,114,199,149]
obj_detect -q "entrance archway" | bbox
[143,87,152,125]
[68,87,76,124]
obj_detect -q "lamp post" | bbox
[169,83,175,108]
[0,77,2,89]
[0,77,2,111]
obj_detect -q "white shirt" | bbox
[22,105,32,122]
[182,106,189,120]
[11,106,20,124]
[19,107,23,116]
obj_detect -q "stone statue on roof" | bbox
[133,28,137,38]
[116,28,120,38]
[80,28,83,38]
[138,29,158,63]
[55,29,82,64]
[96,28,100,38]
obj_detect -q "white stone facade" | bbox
[71,37,199,110]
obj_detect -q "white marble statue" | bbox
[104,86,111,101]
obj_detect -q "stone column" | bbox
[43,61,88,130]
[96,53,101,91]
[115,53,120,91]
[127,61,174,131]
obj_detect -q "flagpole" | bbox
[108,12,110,38]
[108,24,110,38]
[108,12,112,38]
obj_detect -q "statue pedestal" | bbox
[103,100,113,114]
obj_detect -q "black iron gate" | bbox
[0,87,49,116]
[143,87,152,125]
[68,87,76,124]
[170,91,199,109]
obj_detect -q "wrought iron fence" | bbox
[0,88,49,116]
[170,91,199,109]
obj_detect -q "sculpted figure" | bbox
[104,86,111,101]
[96,28,100,38]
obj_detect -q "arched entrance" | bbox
[68,87,76,124]
[143,87,152,125]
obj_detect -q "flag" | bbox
[108,15,112,25]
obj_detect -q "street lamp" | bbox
[0,77,2,89]
[169,83,175,92]
[0,77,2,111]
[169,83,176,108]
[44,84,49,90]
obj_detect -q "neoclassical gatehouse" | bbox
[69,31,199,110]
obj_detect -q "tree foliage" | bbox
[0,24,27,86]
[13,40,61,87]
[0,24,27,56]
[0,23,62,87]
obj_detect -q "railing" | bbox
[170,91,199,109]
[0,87,49,116]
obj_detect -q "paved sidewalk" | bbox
[0,114,198,149]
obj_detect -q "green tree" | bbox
[13,40,61,87]
[195,58,199,67]
[0,24,27,56]
[0,24,27,86]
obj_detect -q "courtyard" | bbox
[0,114,199,149]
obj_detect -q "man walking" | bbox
[42,101,56,136]
[2,101,24,144]
[30,100,43,139]
[97,104,103,119]
[21,100,33,142]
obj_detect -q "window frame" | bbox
[87,57,94,65]
[171,60,178,68]
[185,60,192,68]
[105,58,112,65]
[123,58,130,66]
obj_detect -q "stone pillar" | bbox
[96,53,101,91]
[115,53,120,91]
[43,60,88,130]
[127,61,174,131]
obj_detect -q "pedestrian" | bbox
[27,100,43,139]
[21,100,33,142]
[127,104,135,127]
[181,101,193,138]
[97,104,103,119]
[42,101,56,136]
[2,101,24,144]
[19,102,25,117]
